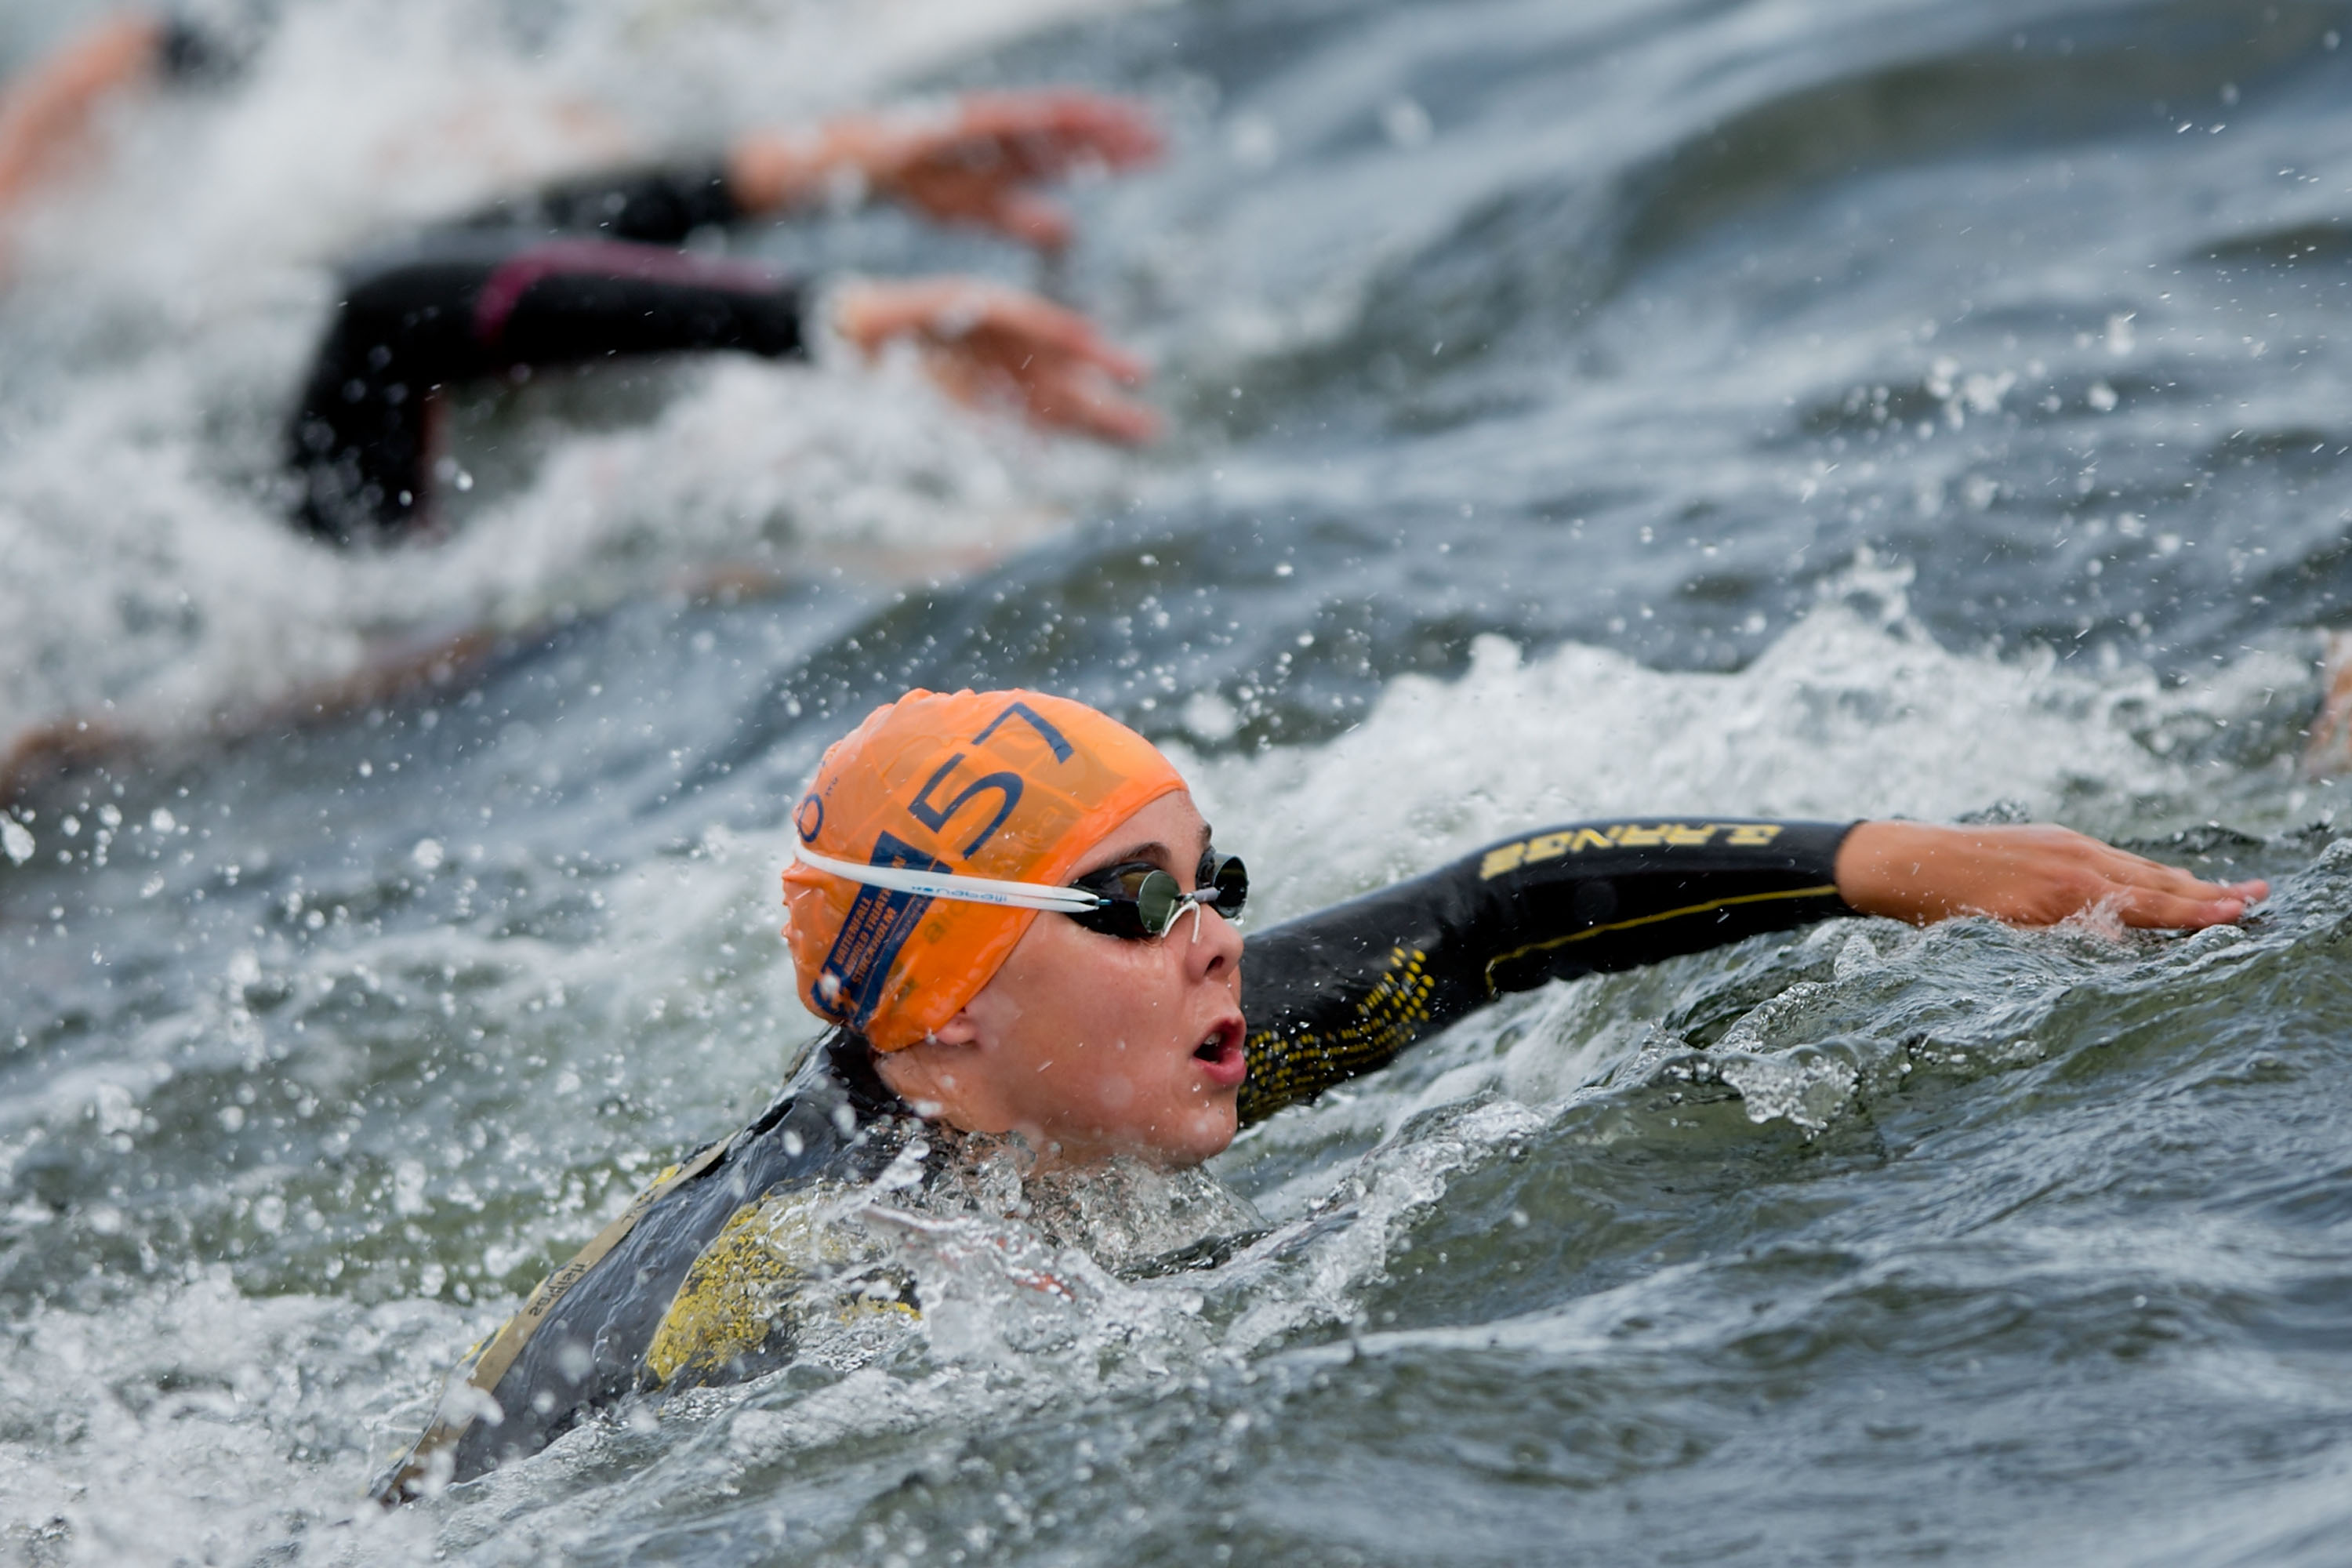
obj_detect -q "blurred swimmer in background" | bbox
[0,15,1167,797]
[284,89,1164,544]
[374,688,2267,1501]
[0,11,1162,545]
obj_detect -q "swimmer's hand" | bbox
[1835,822,2266,931]
[731,91,1161,250]
[834,277,1160,445]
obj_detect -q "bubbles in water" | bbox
[1718,1045,1858,1132]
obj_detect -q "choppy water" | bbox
[8,0,2352,1562]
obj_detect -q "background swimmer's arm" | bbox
[288,251,1153,540]
[728,91,1161,249]
[1236,820,1853,1124]
[288,242,804,542]
[461,162,741,244]
[467,91,1160,249]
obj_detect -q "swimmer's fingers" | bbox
[836,277,1137,370]
[871,93,1160,246]
[1835,822,2265,931]
[961,289,1148,381]
[1011,358,1163,445]
[833,278,1159,445]
[736,93,1158,240]
[945,91,1164,175]
[935,353,1159,445]
[880,162,1072,247]
[2086,853,2267,931]
[2021,836,2265,929]
[2107,883,2264,930]
[947,299,1160,444]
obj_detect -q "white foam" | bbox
[0,1269,457,1566]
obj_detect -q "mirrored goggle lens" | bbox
[1132,869,1187,936]
[1134,856,1248,936]
[1067,855,1249,940]
[1062,862,1163,939]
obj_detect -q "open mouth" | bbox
[1192,1018,1248,1087]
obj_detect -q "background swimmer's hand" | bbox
[731,91,1161,249]
[1835,822,2266,931]
[834,277,1160,445]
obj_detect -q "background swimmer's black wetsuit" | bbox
[374,817,1852,1502]
[289,163,805,543]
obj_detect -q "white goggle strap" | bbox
[790,841,1105,916]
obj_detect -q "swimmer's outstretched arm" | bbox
[461,92,1159,253]
[289,243,1154,541]
[1236,818,2264,1123]
[289,240,811,541]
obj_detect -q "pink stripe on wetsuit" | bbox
[471,239,783,348]
[289,161,808,543]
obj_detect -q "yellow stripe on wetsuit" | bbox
[1480,883,1842,991]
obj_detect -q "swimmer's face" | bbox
[875,791,1247,1167]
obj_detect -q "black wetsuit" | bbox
[373,817,1853,1502]
[287,163,807,544]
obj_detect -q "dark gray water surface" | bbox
[9,0,2352,1563]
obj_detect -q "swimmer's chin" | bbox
[989,1112,1238,1173]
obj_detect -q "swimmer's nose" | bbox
[1184,898,1243,982]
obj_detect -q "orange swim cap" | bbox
[781,689,1186,1051]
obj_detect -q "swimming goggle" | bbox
[791,842,1247,941]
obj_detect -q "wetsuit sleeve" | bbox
[287,236,805,543]
[1235,818,1856,1125]
[459,161,742,245]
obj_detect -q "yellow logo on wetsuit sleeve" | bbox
[1477,822,1784,880]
